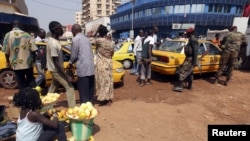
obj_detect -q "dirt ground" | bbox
[1,70,250,141]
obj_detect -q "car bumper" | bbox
[113,71,125,83]
[151,63,177,75]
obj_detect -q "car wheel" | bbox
[0,70,18,89]
[122,59,132,69]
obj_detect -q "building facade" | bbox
[0,0,28,15]
[75,11,83,26]
[110,0,248,39]
[82,0,121,28]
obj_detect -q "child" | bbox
[13,87,67,141]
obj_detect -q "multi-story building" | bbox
[0,0,28,15]
[110,0,248,39]
[82,0,121,25]
[75,11,83,26]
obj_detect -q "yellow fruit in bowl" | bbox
[84,109,91,117]
[91,109,98,118]
[67,108,73,115]
[73,106,79,114]
[78,111,86,120]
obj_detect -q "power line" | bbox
[31,0,80,11]
[64,0,81,4]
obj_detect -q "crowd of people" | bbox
[130,25,246,92]
[0,18,247,140]
[1,20,114,140]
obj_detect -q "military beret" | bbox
[186,27,195,33]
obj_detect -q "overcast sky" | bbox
[25,0,81,32]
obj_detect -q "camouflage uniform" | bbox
[215,32,246,85]
[174,35,199,91]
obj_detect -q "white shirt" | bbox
[134,35,142,55]
[16,111,43,141]
[46,37,64,72]
[144,36,155,46]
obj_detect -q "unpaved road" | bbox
[1,70,250,141]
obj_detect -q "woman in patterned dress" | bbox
[94,25,114,105]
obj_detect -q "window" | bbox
[106,5,110,9]
[236,6,242,14]
[145,9,152,16]
[174,5,180,13]
[158,40,185,53]
[106,0,110,2]
[106,11,110,15]
[191,4,204,13]
[139,11,143,17]
[165,6,173,14]
[128,44,134,53]
[152,7,161,15]
[205,43,220,55]
[224,5,231,13]
[97,10,101,15]
[97,4,101,8]
[198,43,206,55]
[208,4,213,12]
[214,4,223,13]
[134,12,138,18]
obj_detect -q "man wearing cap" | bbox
[173,27,199,92]
[214,26,247,86]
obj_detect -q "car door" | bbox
[196,43,210,73]
[204,42,221,72]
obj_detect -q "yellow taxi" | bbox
[151,39,222,75]
[0,42,125,89]
[112,42,135,69]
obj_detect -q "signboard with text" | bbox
[172,23,195,29]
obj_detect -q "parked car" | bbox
[0,42,125,89]
[112,42,134,69]
[151,39,222,75]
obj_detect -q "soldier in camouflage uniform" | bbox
[173,28,199,92]
[214,26,247,86]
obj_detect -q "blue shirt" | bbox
[70,33,95,77]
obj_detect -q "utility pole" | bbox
[130,0,135,39]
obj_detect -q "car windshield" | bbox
[157,40,186,53]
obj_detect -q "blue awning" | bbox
[0,12,39,33]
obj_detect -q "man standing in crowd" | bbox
[131,29,144,75]
[46,21,76,107]
[173,28,199,92]
[214,26,247,86]
[68,24,95,104]
[34,28,47,86]
[153,26,160,48]
[139,29,154,86]
[212,33,221,48]
[2,20,37,90]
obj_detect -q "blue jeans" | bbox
[35,60,45,86]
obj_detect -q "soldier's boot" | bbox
[173,81,183,92]
[187,79,193,89]
[214,74,219,84]
[224,77,230,86]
